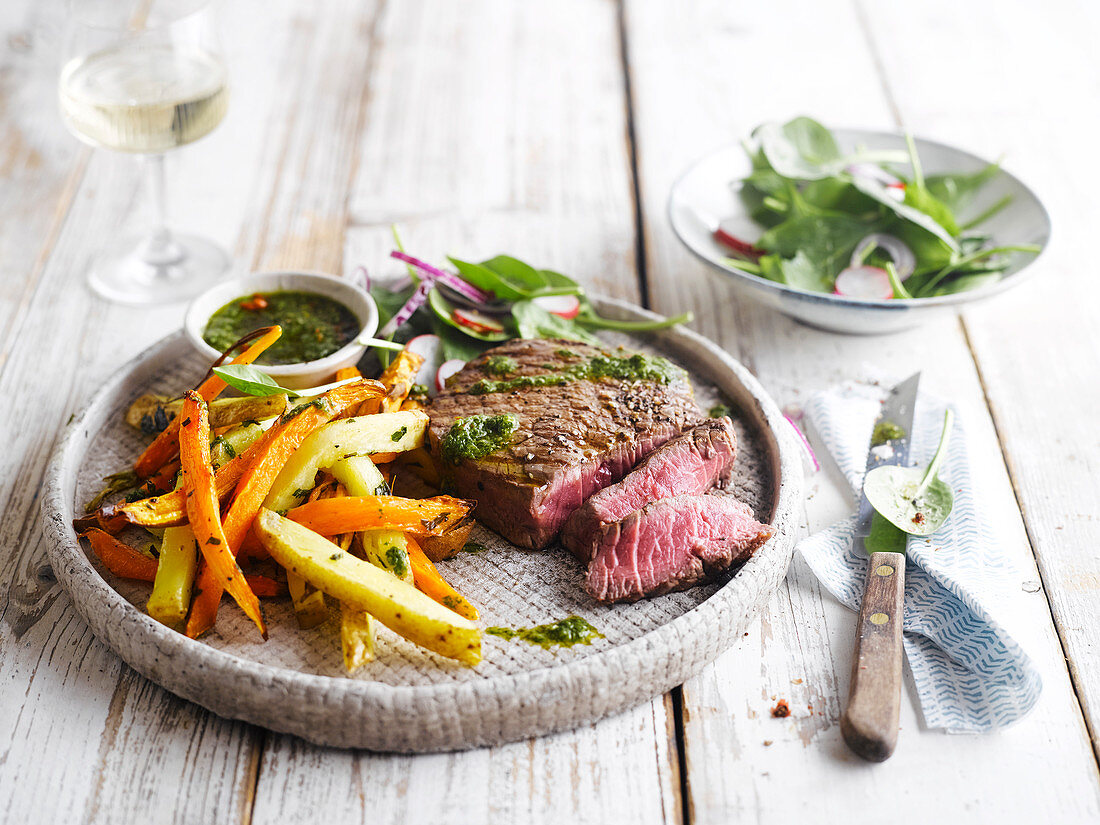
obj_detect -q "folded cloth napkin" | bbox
[797,380,1042,732]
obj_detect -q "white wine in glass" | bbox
[59,0,231,305]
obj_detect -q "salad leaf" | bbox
[758,250,831,293]
[754,117,842,180]
[448,256,529,301]
[925,162,1002,213]
[864,410,955,536]
[850,176,960,251]
[433,317,494,362]
[759,215,872,286]
[427,288,510,342]
[512,300,600,345]
[212,365,290,398]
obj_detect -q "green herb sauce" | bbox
[440,414,520,465]
[203,291,360,366]
[385,545,409,578]
[462,541,486,554]
[468,352,681,396]
[709,403,731,418]
[485,616,604,649]
[484,355,518,376]
[871,420,907,446]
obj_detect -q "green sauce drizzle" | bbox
[485,616,604,649]
[709,403,731,418]
[468,352,682,396]
[385,544,409,578]
[203,290,359,365]
[440,414,520,465]
[871,420,907,446]
[484,355,518,376]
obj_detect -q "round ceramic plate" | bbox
[42,297,802,752]
[669,129,1051,334]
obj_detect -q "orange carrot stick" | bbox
[134,326,282,479]
[84,529,159,581]
[405,536,479,620]
[186,380,384,637]
[287,495,474,537]
[178,391,266,638]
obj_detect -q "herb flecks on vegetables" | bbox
[732,116,1041,299]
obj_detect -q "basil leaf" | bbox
[212,365,291,398]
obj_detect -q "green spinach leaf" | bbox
[212,365,292,398]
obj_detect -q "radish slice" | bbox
[532,294,581,319]
[834,266,893,300]
[453,308,505,335]
[852,234,915,280]
[404,334,444,394]
[390,251,495,305]
[435,359,466,392]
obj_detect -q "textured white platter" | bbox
[42,297,802,752]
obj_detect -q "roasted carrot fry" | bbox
[246,575,286,598]
[134,326,282,479]
[359,350,423,415]
[287,495,474,537]
[186,380,384,637]
[335,366,362,381]
[146,459,181,493]
[405,536,479,620]
[178,391,266,638]
[84,528,159,581]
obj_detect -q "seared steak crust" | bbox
[426,338,702,549]
[561,417,737,563]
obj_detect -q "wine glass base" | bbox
[88,232,230,305]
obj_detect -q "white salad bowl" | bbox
[184,271,378,389]
[668,129,1052,335]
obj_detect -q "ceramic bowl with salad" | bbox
[668,117,1050,334]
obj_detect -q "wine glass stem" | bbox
[142,154,185,269]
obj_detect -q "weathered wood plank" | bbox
[622,0,1100,820]
[252,2,677,822]
[858,0,1100,760]
[0,1,87,367]
[0,1,384,822]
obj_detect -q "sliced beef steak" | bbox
[586,493,772,603]
[426,338,701,549]
[561,417,737,562]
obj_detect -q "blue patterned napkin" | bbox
[797,381,1042,732]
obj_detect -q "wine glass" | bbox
[59,0,230,305]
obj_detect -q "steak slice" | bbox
[586,493,772,603]
[561,417,737,563]
[427,338,701,550]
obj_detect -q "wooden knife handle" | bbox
[841,551,906,762]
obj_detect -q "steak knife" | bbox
[840,372,920,762]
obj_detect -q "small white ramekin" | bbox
[184,271,379,389]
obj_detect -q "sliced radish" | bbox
[404,333,444,394]
[452,308,505,335]
[532,294,581,319]
[435,359,466,392]
[834,266,893,300]
[852,233,915,279]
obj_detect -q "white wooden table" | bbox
[2,0,1098,821]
